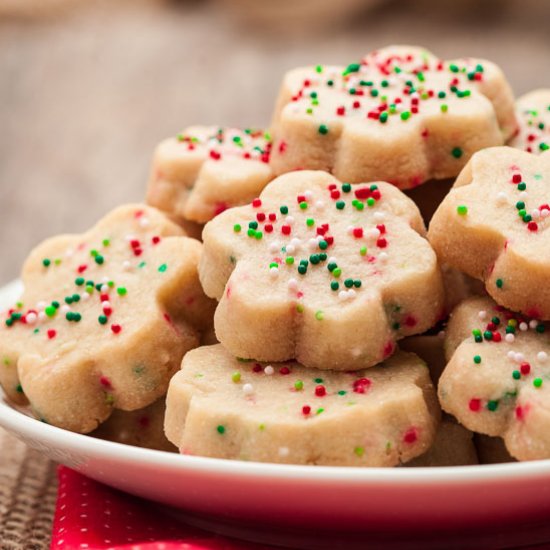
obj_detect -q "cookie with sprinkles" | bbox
[0,204,215,433]
[429,147,550,319]
[146,126,274,224]
[509,89,550,155]
[165,344,439,466]
[439,295,550,461]
[200,170,445,370]
[92,397,176,452]
[270,45,517,189]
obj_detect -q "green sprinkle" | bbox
[98,315,108,325]
[42,259,51,267]
[534,378,543,388]
[299,202,308,210]
[342,183,351,192]
[16,384,23,393]
[344,278,354,288]
[354,446,365,457]
[318,124,329,135]
[440,104,448,113]
[457,205,468,216]
[45,306,56,318]
[231,372,241,383]
[280,205,288,215]
[216,425,226,435]
[75,277,85,286]
[315,310,324,321]
[343,62,361,75]
[233,224,241,233]
[452,147,463,158]
[366,198,375,207]
[400,111,411,121]
[336,200,345,210]
[518,182,527,191]
[379,111,388,123]
[360,246,367,256]
[496,278,504,289]
[306,218,314,227]
[318,240,328,250]
[512,370,521,380]
[294,380,303,391]
[158,264,167,273]
[333,267,342,277]
[285,256,294,265]
[331,281,339,291]
[487,400,499,412]
[338,390,347,396]
[316,408,324,415]
[254,231,263,240]
[473,355,482,364]
[117,287,127,296]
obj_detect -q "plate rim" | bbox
[2,278,550,485]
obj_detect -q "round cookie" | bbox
[429,147,550,319]
[439,295,550,461]
[200,170,445,370]
[0,204,215,433]
[146,126,274,224]
[270,45,517,189]
[165,344,440,466]
[92,397,176,452]
[509,89,549,155]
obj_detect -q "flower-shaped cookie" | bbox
[429,147,550,319]
[270,45,517,189]
[509,89,549,154]
[165,344,440,466]
[200,170,445,370]
[0,204,215,433]
[439,295,550,461]
[146,126,274,224]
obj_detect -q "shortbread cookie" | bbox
[439,295,550,461]
[270,45,516,189]
[200,170,445,370]
[429,147,550,319]
[509,90,549,155]
[406,417,478,467]
[92,397,176,452]
[147,127,274,224]
[474,434,515,464]
[165,345,439,466]
[0,204,215,433]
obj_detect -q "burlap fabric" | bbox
[0,428,56,549]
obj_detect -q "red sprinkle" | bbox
[315,385,326,397]
[302,405,311,415]
[469,398,481,412]
[47,329,56,340]
[279,366,291,375]
[252,198,262,208]
[111,324,122,334]
[520,362,531,375]
[403,427,418,444]
[353,228,363,238]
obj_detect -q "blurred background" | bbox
[0,0,548,283]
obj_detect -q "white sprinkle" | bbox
[505,333,515,343]
[243,383,254,395]
[507,350,516,360]
[38,311,47,322]
[65,248,74,258]
[139,217,150,228]
[269,242,280,254]
[537,351,548,363]
[101,301,111,309]
[338,290,349,301]
[285,216,295,225]
[347,225,355,235]
[278,446,289,457]
[304,190,313,200]
[290,237,301,248]
[437,330,445,339]
[542,209,550,218]
[80,293,90,302]
[269,267,279,278]
[496,192,507,204]
[308,238,318,250]
[519,322,528,332]
[347,289,356,299]
[315,200,325,210]
[328,256,337,264]
[368,228,381,239]
[529,320,539,329]
[125,234,136,242]
[286,244,295,254]
[515,352,525,363]
[519,191,528,199]
[373,211,385,221]
[122,261,132,271]
[101,284,109,293]
[264,366,274,375]
[478,310,487,321]
[287,278,298,291]
[61,304,70,313]
[532,209,541,220]
[37,301,47,310]
[26,312,37,325]
[378,252,389,263]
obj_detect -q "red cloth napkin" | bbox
[51,467,267,550]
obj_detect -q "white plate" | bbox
[2,280,550,549]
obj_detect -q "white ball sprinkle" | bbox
[515,352,525,363]
[286,244,295,254]
[139,217,150,228]
[505,333,515,343]
[378,252,389,263]
[496,192,507,204]
[264,366,274,375]
[80,293,90,302]
[308,238,318,250]
[61,305,70,313]
[532,209,541,220]
[537,351,548,363]
[37,301,47,310]
[304,190,313,200]
[269,242,280,254]
[100,284,109,293]
[287,278,298,291]
[542,209,550,218]
[507,350,516,360]
[519,322,528,332]
[242,383,254,395]
[478,310,487,320]
[269,267,279,278]
[101,301,111,309]
[278,447,289,457]
[122,261,132,271]
[38,311,47,322]
[65,248,74,258]
[315,200,325,210]
[338,290,349,301]
[347,225,355,235]
[437,330,445,339]
[26,312,37,325]
[368,228,381,239]
[529,320,539,329]
[373,211,385,221]
[285,216,295,225]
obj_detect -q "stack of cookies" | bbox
[1,46,549,466]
